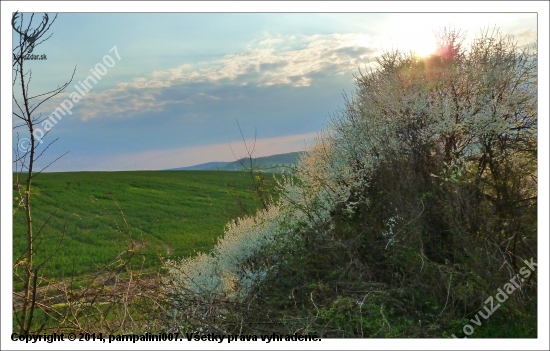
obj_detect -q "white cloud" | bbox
[38,33,381,122]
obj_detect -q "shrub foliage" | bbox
[163,28,537,337]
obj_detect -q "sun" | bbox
[407,36,438,57]
[383,15,441,57]
[392,33,437,57]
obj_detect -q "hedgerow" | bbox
[163,27,537,337]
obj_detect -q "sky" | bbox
[3,4,543,172]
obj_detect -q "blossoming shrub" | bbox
[163,28,537,337]
[163,205,284,330]
[323,28,537,337]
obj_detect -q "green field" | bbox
[13,170,272,282]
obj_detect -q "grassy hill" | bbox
[13,170,274,282]
[170,151,304,172]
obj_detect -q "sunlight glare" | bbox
[393,33,437,57]
[384,15,440,57]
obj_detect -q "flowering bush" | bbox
[164,205,282,299]
[163,27,537,337]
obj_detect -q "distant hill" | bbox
[169,151,305,172]
[172,161,231,171]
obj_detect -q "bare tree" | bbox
[12,12,165,336]
[12,11,75,335]
[229,120,274,211]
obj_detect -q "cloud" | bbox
[37,33,380,122]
